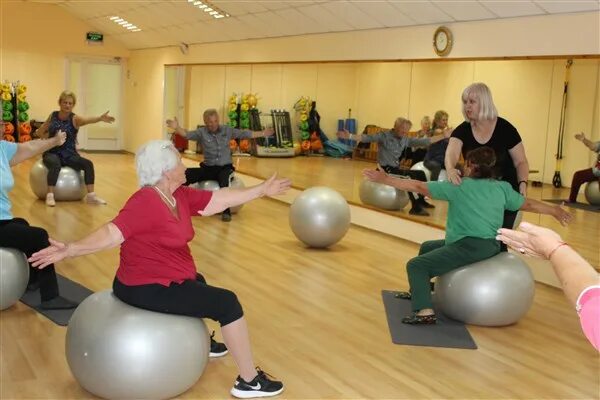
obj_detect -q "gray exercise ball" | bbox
[512,211,523,229]
[66,290,210,400]
[0,248,29,311]
[359,179,409,210]
[437,169,448,182]
[410,161,431,181]
[434,252,535,326]
[190,176,245,213]
[289,187,351,248]
[584,180,600,206]
[29,158,86,201]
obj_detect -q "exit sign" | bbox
[86,32,104,43]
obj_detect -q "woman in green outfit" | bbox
[363,146,572,325]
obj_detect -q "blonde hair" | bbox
[58,90,77,106]
[432,110,449,129]
[461,83,498,121]
[421,116,431,127]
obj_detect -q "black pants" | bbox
[0,218,59,301]
[185,162,235,215]
[113,273,244,326]
[423,160,443,181]
[381,165,428,211]
[43,153,95,186]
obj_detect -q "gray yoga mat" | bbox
[381,290,477,349]
[543,199,600,213]
[20,274,93,326]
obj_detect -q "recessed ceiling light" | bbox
[186,0,230,19]
[108,16,142,32]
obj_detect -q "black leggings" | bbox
[381,165,428,210]
[0,218,59,301]
[113,273,244,326]
[185,162,235,215]
[43,153,95,186]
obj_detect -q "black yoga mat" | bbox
[543,199,600,213]
[381,290,477,350]
[20,274,93,326]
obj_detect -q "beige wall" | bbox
[0,1,129,121]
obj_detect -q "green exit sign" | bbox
[86,32,104,42]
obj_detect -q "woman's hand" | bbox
[362,168,388,184]
[28,238,71,269]
[166,117,180,130]
[53,130,66,146]
[447,168,462,185]
[100,111,115,123]
[261,173,292,197]
[496,222,564,259]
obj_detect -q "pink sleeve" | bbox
[179,186,213,216]
[112,189,158,239]
[577,286,600,351]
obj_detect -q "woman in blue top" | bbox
[0,120,77,309]
[364,147,572,324]
[35,91,114,206]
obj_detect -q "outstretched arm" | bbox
[166,117,189,138]
[519,198,572,226]
[250,127,274,139]
[10,131,66,166]
[575,132,598,151]
[363,169,430,197]
[337,129,366,142]
[28,223,124,269]
[199,173,292,216]
[74,111,115,128]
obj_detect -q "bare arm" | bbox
[74,111,115,128]
[509,142,530,195]
[34,113,53,139]
[250,127,274,139]
[166,117,189,138]
[444,137,463,184]
[337,130,366,142]
[363,169,430,197]
[496,222,599,306]
[199,173,291,216]
[28,223,124,269]
[575,132,598,151]
[519,198,572,226]
[9,131,66,166]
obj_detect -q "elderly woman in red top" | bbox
[29,139,291,399]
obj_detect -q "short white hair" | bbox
[135,140,179,186]
[461,82,498,121]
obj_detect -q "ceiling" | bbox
[45,0,600,50]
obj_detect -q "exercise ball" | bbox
[410,161,431,181]
[434,252,534,326]
[0,248,29,311]
[190,176,245,213]
[438,169,448,182]
[289,187,350,248]
[29,159,86,201]
[359,179,409,210]
[66,290,209,400]
[512,211,523,229]
[584,180,600,206]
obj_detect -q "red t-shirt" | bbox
[112,186,213,286]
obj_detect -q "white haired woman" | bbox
[29,140,291,398]
[445,83,529,246]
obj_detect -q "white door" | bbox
[66,58,123,150]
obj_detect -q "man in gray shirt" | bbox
[339,117,449,216]
[166,108,273,221]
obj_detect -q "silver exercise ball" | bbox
[191,176,245,213]
[584,180,600,206]
[410,161,431,181]
[0,248,29,311]
[434,252,535,326]
[289,187,351,248]
[359,179,409,210]
[29,158,86,201]
[66,290,210,400]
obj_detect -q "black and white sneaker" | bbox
[230,368,284,398]
[209,331,228,358]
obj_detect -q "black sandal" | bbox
[394,291,412,300]
[401,313,437,325]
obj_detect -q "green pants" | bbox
[407,237,500,312]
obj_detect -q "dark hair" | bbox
[465,147,497,179]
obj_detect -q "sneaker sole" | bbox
[209,350,229,358]
[230,387,284,399]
